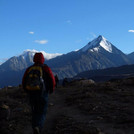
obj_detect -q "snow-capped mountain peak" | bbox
[81,35,113,53]
[99,36,112,53]
[20,49,37,60]
[19,49,62,61]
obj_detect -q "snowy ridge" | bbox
[100,36,112,53]
[81,35,113,53]
[19,49,62,60]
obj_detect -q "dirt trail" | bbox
[23,87,72,134]
[42,87,102,134]
[43,88,66,133]
[42,84,134,134]
[1,81,134,134]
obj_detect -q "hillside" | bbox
[0,78,134,134]
[75,64,134,82]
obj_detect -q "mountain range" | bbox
[0,35,134,88]
[46,35,133,78]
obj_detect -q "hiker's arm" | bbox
[43,66,56,92]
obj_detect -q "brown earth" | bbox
[0,78,134,134]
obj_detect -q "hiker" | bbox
[55,75,59,88]
[62,78,68,87]
[22,52,55,134]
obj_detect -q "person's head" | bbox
[33,52,45,64]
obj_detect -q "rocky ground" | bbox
[0,78,134,134]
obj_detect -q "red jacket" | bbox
[22,52,55,92]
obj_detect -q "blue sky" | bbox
[1,0,134,63]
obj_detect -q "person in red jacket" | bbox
[22,52,55,134]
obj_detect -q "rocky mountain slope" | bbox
[0,78,134,134]
[0,50,62,88]
[0,50,62,71]
[46,35,132,78]
[75,64,134,82]
[0,35,134,87]
[128,52,134,63]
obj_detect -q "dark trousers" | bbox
[29,91,48,130]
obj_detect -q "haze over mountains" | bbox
[0,35,134,87]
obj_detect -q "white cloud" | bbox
[90,33,97,38]
[76,39,82,43]
[75,49,79,52]
[0,58,8,65]
[86,37,91,40]
[128,30,134,33]
[41,51,63,60]
[87,33,97,40]
[66,20,72,24]
[29,31,34,34]
[20,49,62,60]
[34,40,48,44]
